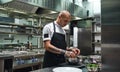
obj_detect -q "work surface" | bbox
[30,62,88,72]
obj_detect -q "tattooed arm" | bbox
[44,40,76,58]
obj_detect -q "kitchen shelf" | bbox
[92,32,101,34]
[91,17,101,54]
[13,53,44,70]
[0,22,41,28]
[0,31,41,36]
[13,62,42,70]
[0,21,42,35]
[92,42,101,45]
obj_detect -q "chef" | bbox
[42,10,80,68]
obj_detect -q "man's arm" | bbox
[44,40,65,54]
[44,40,77,58]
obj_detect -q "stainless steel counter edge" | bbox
[13,53,44,60]
[0,54,14,59]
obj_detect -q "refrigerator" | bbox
[101,0,120,72]
[77,28,93,56]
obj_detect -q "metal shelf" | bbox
[92,32,101,34]
[0,31,41,36]
[92,42,101,45]
[0,22,42,35]
[13,62,42,70]
[13,53,44,70]
[0,22,41,28]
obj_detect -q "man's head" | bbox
[56,10,71,27]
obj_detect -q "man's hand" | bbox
[64,51,76,58]
[67,47,80,56]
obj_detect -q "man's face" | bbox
[60,17,71,27]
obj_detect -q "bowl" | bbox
[67,57,79,65]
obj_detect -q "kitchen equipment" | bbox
[78,28,93,55]
[53,67,82,72]
[67,57,80,65]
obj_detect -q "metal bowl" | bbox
[67,57,79,65]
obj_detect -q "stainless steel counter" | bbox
[1,51,44,71]
[0,54,13,59]
[13,52,44,70]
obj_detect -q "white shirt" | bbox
[42,21,66,41]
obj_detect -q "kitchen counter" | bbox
[0,51,44,72]
[0,51,44,71]
[13,52,44,70]
[0,54,14,59]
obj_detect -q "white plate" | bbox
[53,67,82,72]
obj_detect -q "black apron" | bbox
[43,22,67,68]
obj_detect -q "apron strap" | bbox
[53,22,56,32]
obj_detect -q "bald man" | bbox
[42,10,80,68]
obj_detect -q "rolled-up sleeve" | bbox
[42,25,51,41]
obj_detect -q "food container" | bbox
[67,57,80,65]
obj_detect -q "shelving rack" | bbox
[92,17,101,55]
[0,21,42,35]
